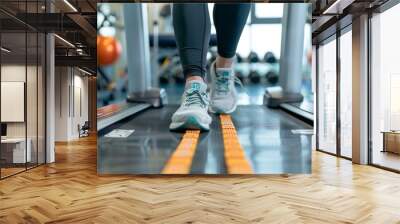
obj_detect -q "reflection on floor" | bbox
[373,150,400,171]
[0,162,44,179]
[0,167,25,178]
[98,105,312,174]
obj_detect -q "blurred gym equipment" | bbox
[123,4,167,108]
[266,70,279,84]
[236,53,244,63]
[247,51,260,63]
[265,63,280,84]
[97,35,122,66]
[263,51,278,64]
[264,4,308,108]
[249,70,262,83]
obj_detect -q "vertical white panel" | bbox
[317,38,337,154]
[1,82,25,122]
[352,14,368,164]
[340,30,353,158]
[46,33,55,163]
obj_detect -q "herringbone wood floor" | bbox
[1,135,400,224]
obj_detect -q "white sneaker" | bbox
[169,80,212,131]
[209,61,238,114]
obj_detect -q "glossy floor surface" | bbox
[1,135,400,223]
[98,105,312,174]
[373,150,400,171]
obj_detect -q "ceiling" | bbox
[311,0,391,43]
[0,0,96,72]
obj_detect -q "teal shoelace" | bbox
[215,74,243,95]
[216,75,230,94]
[184,89,209,108]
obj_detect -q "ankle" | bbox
[216,55,234,69]
[185,76,206,91]
[186,76,204,84]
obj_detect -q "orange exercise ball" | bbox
[97,35,122,66]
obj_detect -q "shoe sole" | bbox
[169,116,210,132]
[209,103,237,114]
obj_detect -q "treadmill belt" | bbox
[98,105,312,174]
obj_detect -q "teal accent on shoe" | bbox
[170,116,210,132]
[219,70,230,77]
[190,82,200,91]
[185,116,202,128]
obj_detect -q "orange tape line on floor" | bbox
[162,130,200,174]
[220,115,254,174]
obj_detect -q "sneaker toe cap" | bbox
[172,110,211,123]
[210,99,236,113]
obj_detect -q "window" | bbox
[236,24,282,58]
[254,3,284,18]
[370,3,400,171]
[317,36,337,154]
[0,0,46,179]
[339,28,352,158]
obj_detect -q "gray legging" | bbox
[173,3,251,79]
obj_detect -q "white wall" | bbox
[74,74,89,122]
[1,64,46,164]
[1,82,24,122]
[55,66,69,141]
[1,65,26,139]
[72,74,89,138]
[1,65,32,138]
[54,67,89,141]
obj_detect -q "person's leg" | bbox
[170,3,212,131]
[213,3,250,68]
[173,3,211,82]
[209,3,251,114]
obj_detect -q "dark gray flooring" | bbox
[98,105,312,174]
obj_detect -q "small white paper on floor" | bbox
[104,129,135,138]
